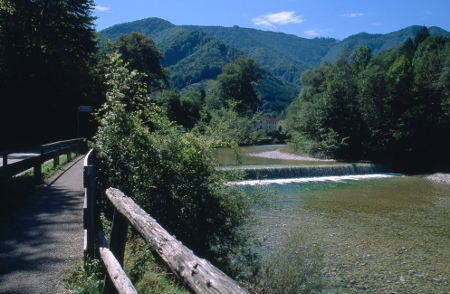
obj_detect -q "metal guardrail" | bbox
[0,138,85,183]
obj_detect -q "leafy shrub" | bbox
[93,54,253,273]
[193,102,265,147]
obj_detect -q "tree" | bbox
[0,0,102,148]
[113,32,169,91]
[153,89,203,129]
[214,58,260,115]
[352,44,372,71]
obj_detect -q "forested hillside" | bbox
[100,18,301,115]
[100,17,449,116]
[322,25,450,63]
[286,28,450,170]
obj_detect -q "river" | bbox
[216,144,450,293]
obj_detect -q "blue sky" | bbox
[93,0,450,40]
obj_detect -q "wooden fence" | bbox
[83,150,248,294]
[0,138,85,183]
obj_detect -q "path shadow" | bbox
[0,158,84,293]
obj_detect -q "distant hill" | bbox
[182,25,336,85]
[100,18,300,115]
[322,25,450,63]
[99,18,449,115]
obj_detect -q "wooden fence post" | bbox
[104,210,129,294]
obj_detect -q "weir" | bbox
[220,163,391,180]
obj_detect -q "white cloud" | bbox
[304,29,330,37]
[94,5,111,12]
[252,11,304,28]
[340,12,364,18]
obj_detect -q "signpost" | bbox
[77,106,93,137]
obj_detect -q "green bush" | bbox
[193,103,265,147]
[64,259,103,294]
[93,54,253,274]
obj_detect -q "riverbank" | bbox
[247,149,335,162]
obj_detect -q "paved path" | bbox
[0,157,85,294]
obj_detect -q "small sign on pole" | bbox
[78,106,93,113]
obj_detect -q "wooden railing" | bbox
[0,138,85,183]
[83,150,248,294]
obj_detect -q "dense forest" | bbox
[286,28,450,170]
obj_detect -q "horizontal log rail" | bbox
[0,138,85,183]
[83,150,248,294]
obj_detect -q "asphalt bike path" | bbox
[0,157,85,293]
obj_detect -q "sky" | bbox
[92,0,450,40]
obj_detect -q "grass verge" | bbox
[64,235,189,294]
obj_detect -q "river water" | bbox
[215,145,450,293]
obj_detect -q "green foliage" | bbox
[193,103,265,146]
[113,32,169,91]
[286,59,362,159]
[93,54,254,274]
[214,58,260,115]
[258,229,325,294]
[287,31,450,168]
[153,89,203,129]
[64,258,103,294]
[351,44,372,70]
[124,237,189,294]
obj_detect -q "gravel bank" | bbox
[246,150,335,162]
[426,173,450,184]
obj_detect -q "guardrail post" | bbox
[34,147,43,184]
[67,148,72,162]
[84,164,96,259]
[2,153,7,167]
[53,146,60,168]
[104,209,128,294]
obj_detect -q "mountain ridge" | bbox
[99,17,449,114]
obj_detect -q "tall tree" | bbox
[113,32,169,92]
[0,0,101,148]
[214,58,260,115]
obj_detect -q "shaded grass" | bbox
[64,258,104,294]
[124,235,189,294]
[63,236,189,294]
